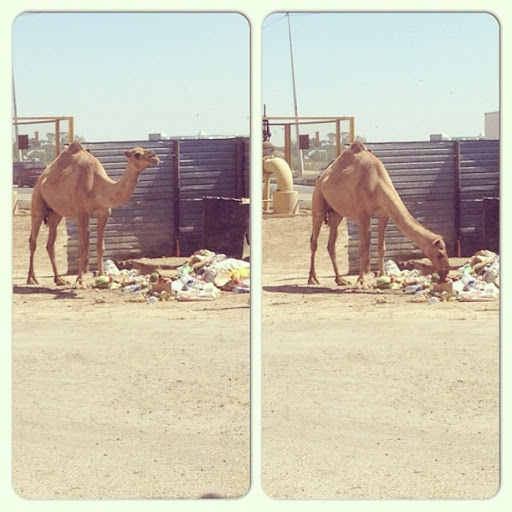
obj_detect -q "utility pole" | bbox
[12,70,21,161]
[287,13,303,176]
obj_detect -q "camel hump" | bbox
[67,141,83,154]
[348,140,367,154]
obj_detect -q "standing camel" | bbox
[308,141,450,288]
[27,141,160,287]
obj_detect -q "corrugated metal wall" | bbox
[346,140,499,274]
[177,138,248,256]
[458,139,500,255]
[66,137,248,273]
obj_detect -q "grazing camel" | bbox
[27,141,160,287]
[308,141,450,288]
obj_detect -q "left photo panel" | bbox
[11,12,250,499]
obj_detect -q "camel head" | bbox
[424,237,450,281]
[124,147,160,171]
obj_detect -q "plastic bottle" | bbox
[123,283,141,293]
[482,282,499,300]
[384,260,401,276]
[404,284,422,294]
[451,279,465,295]
[413,290,427,303]
[104,259,120,275]
[176,283,220,301]
[460,273,476,289]
[171,279,184,295]
[202,282,221,298]
[180,271,195,286]
[483,259,499,283]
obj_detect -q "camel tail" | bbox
[323,205,334,225]
[43,205,53,225]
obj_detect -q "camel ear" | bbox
[68,141,82,154]
[432,238,445,250]
[349,141,366,154]
[124,150,131,158]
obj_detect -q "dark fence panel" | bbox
[65,137,248,273]
[177,137,247,256]
[458,139,500,255]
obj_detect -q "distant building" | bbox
[430,111,499,142]
[484,111,499,139]
[148,131,247,140]
[430,133,450,141]
[148,132,170,141]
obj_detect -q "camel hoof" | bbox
[27,276,39,285]
[335,277,349,286]
[308,276,320,285]
[54,276,70,286]
[354,280,371,290]
[72,278,88,289]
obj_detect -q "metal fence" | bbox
[66,137,249,273]
[346,139,499,273]
[458,139,500,255]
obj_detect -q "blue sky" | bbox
[12,12,250,142]
[262,12,499,143]
[11,11,500,144]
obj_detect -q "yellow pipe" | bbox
[262,156,294,192]
[262,155,298,215]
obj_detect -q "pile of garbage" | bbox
[377,250,499,304]
[93,249,250,303]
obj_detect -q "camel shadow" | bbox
[199,493,224,499]
[263,284,385,295]
[12,285,79,300]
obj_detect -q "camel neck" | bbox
[109,165,142,207]
[383,188,438,249]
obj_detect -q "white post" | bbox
[287,13,303,176]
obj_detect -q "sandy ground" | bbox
[261,212,500,499]
[11,212,250,499]
[10,206,501,501]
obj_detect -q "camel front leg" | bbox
[75,212,90,288]
[327,211,349,286]
[45,210,69,286]
[96,209,110,276]
[356,214,373,289]
[377,213,390,276]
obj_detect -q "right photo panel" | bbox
[261,12,500,499]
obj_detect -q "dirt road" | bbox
[261,213,499,499]
[10,208,501,500]
[11,212,250,499]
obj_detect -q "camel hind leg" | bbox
[308,185,328,284]
[308,212,323,284]
[45,210,69,286]
[355,213,373,289]
[27,214,44,285]
[95,209,110,276]
[326,211,349,286]
[27,187,47,284]
[74,212,91,288]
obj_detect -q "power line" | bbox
[287,13,303,176]
[262,12,320,29]
[262,14,287,29]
